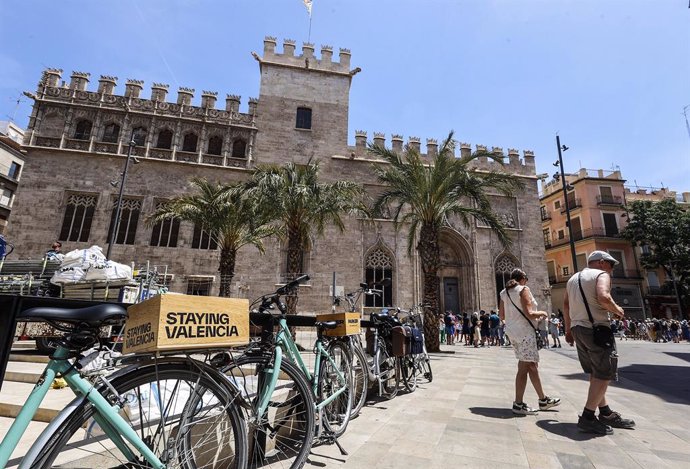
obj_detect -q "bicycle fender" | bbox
[19,395,88,469]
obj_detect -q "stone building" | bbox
[8,36,549,314]
[0,121,25,234]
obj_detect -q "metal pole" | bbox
[106,134,136,260]
[557,135,578,272]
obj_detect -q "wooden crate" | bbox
[315,312,361,337]
[123,294,249,354]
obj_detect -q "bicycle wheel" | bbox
[319,341,353,438]
[376,343,399,399]
[349,341,369,418]
[32,359,248,469]
[399,355,417,392]
[224,353,315,469]
[419,354,433,383]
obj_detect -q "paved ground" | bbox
[2,339,689,468]
[306,340,690,469]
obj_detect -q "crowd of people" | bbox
[439,309,565,349]
[610,317,690,343]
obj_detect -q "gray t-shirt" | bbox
[565,268,611,329]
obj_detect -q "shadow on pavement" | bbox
[536,419,607,441]
[664,352,690,363]
[469,406,520,419]
[560,364,690,405]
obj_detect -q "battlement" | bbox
[346,131,536,175]
[34,68,256,116]
[259,36,354,74]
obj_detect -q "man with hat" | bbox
[563,250,635,435]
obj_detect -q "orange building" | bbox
[540,169,645,319]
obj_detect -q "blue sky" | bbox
[1,0,688,191]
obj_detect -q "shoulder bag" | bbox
[577,273,615,349]
[506,289,545,350]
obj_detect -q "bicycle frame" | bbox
[0,346,165,469]
[253,316,348,419]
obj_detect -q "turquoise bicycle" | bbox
[0,303,248,469]
[221,275,352,469]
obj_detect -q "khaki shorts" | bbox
[571,326,618,380]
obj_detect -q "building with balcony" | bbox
[0,121,25,234]
[540,168,645,318]
[623,186,690,318]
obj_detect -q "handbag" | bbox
[577,273,615,349]
[506,289,545,350]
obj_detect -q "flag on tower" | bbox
[303,0,313,17]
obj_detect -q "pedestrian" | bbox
[444,310,455,345]
[480,310,490,346]
[439,315,446,345]
[499,268,560,415]
[563,251,635,434]
[489,310,501,346]
[45,241,64,262]
[549,314,562,348]
[471,312,481,347]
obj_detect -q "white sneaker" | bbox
[512,401,538,415]
[539,396,561,410]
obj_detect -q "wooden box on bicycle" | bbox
[123,294,250,353]
[315,311,361,337]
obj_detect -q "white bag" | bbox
[50,265,86,284]
[84,261,133,282]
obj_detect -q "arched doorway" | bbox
[438,229,475,314]
[495,253,519,302]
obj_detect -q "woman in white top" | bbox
[499,268,561,415]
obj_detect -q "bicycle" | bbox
[0,303,248,469]
[331,282,384,417]
[397,305,433,393]
[221,275,352,469]
[365,309,401,400]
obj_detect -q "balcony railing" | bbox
[596,195,623,206]
[540,210,552,221]
[560,198,582,213]
[646,284,676,296]
[545,227,623,249]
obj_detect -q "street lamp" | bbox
[106,131,139,260]
[554,135,578,272]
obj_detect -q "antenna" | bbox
[6,93,26,122]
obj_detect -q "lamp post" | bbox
[106,132,138,260]
[554,135,578,272]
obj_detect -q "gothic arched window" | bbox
[74,119,92,140]
[365,247,394,308]
[495,254,518,300]
[231,139,246,158]
[182,132,198,152]
[102,123,120,143]
[156,129,173,149]
[207,135,223,155]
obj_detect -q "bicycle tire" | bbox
[376,343,399,399]
[319,341,353,438]
[420,354,433,383]
[348,341,369,418]
[31,359,248,469]
[399,355,417,392]
[223,353,315,469]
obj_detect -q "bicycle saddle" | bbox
[315,321,338,330]
[370,312,389,322]
[18,303,128,327]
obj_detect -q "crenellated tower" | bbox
[252,37,360,165]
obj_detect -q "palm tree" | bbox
[370,131,524,352]
[248,160,366,313]
[147,177,274,297]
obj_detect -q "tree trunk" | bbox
[285,227,303,315]
[218,247,236,297]
[418,223,441,352]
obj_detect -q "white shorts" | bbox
[512,334,540,363]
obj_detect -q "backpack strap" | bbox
[577,272,605,325]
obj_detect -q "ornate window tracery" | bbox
[59,193,98,242]
[364,246,394,308]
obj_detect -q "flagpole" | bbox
[308,2,313,43]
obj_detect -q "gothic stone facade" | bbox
[8,37,550,314]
